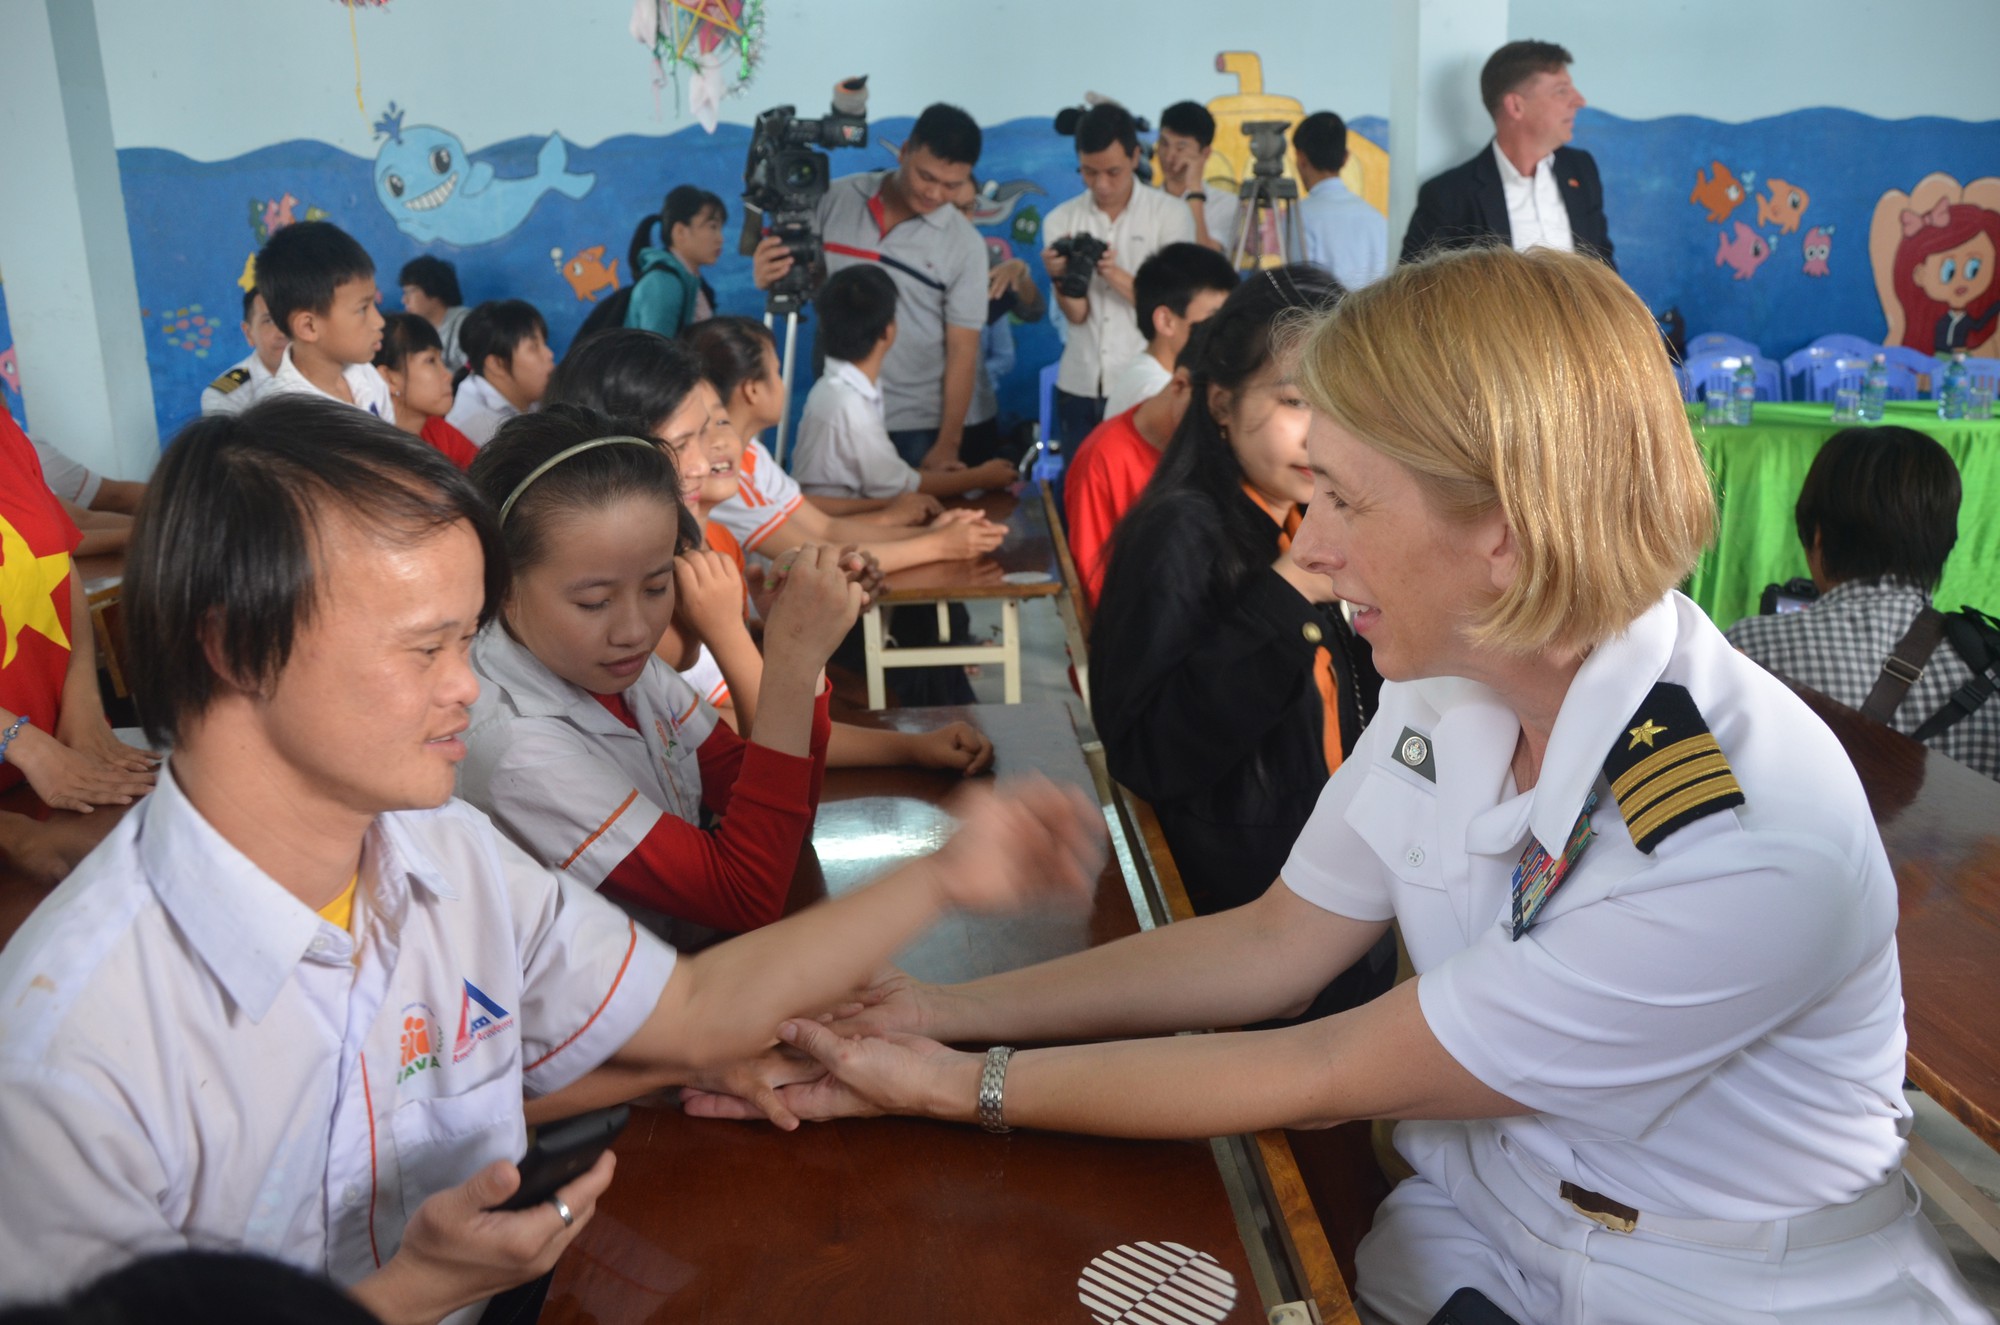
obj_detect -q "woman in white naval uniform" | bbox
[683,245,1992,1324]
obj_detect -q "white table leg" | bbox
[1906,1133,2000,1264]
[863,606,888,710]
[1001,599,1022,704]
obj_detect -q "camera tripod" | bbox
[1227,173,1305,270]
[762,306,805,466]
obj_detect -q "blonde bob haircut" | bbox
[1295,245,1714,657]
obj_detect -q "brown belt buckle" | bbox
[1560,1181,1638,1234]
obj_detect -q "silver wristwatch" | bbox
[978,1045,1014,1133]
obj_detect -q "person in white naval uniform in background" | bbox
[200,288,288,417]
[681,245,1992,1325]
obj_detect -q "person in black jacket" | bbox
[1090,264,1393,1013]
[1399,40,1614,270]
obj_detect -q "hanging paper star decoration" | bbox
[630,0,766,130]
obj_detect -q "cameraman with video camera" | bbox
[753,101,988,472]
[1042,102,1195,448]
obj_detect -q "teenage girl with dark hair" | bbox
[1091,264,1393,1012]
[626,185,727,337]
[458,402,847,937]
[374,313,477,468]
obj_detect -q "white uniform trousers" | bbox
[1357,1119,1995,1325]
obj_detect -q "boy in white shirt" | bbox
[1102,242,1237,416]
[253,221,393,421]
[446,300,556,446]
[792,266,1015,501]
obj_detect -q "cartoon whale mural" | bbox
[372,103,595,247]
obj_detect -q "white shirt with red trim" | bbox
[0,761,675,1315]
[706,437,804,553]
[460,624,719,890]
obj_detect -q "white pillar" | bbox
[0,0,157,476]
[1390,0,1510,261]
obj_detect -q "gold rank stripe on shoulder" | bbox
[209,366,252,394]
[1602,682,1745,854]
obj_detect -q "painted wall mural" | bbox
[92,96,2000,443]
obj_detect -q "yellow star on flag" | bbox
[0,512,71,667]
[1627,718,1667,750]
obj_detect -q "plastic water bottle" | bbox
[1730,358,1757,425]
[1938,351,1968,421]
[1860,354,1889,422]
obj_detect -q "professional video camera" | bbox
[739,75,869,314]
[1049,233,1108,299]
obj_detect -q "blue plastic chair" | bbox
[1807,355,1918,402]
[1783,346,1839,402]
[1684,351,1782,405]
[1686,332,1761,361]
[1878,346,1936,397]
[1807,333,1880,358]
[1037,361,1060,448]
[1958,356,2000,384]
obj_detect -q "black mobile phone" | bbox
[492,1104,630,1211]
[1425,1287,1522,1325]
[1015,436,1045,480]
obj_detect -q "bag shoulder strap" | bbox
[1910,607,2000,742]
[1860,606,1948,724]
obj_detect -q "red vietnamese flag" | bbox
[0,410,81,797]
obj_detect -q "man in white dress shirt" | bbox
[1399,40,1615,270]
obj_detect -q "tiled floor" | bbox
[966,594,2000,1308]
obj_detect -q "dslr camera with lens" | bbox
[739,76,870,314]
[1049,232,1108,300]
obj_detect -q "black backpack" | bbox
[571,285,636,348]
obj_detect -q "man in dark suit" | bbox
[1400,40,1614,270]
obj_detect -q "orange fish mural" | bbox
[553,244,620,302]
[1690,161,1747,224]
[1756,178,1810,234]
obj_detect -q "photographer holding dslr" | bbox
[1043,102,1195,447]
[752,100,989,472]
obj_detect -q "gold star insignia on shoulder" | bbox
[1603,684,1743,854]
[1627,718,1667,749]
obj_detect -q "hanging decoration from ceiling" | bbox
[629,0,765,133]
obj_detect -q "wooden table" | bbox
[543,704,1349,1324]
[861,486,1064,707]
[1793,685,2000,1260]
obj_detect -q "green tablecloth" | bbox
[1683,401,2000,629]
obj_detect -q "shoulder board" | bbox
[207,366,252,394]
[1603,682,1744,854]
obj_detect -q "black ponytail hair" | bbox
[627,185,728,276]
[467,402,698,581]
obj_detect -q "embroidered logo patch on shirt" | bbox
[398,1001,441,1085]
[452,981,515,1063]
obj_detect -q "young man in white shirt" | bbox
[446,301,555,447]
[0,393,1107,1322]
[1154,101,1241,257]
[1292,113,1388,292]
[793,266,1016,501]
[200,289,289,417]
[254,221,394,422]
[1102,242,1237,418]
[1042,103,1196,447]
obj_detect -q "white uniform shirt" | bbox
[1044,184,1197,398]
[437,305,471,373]
[679,643,730,709]
[1493,142,1574,255]
[459,625,718,890]
[1298,177,1388,290]
[1102,352,1173,418]
[261,346,394,421]
[28,438,103,507]
[198,349,276,418]
[791,359,920,501]
[707,438,804,553]
[445,374,525,447]
[0,762,675,1308]
[1283,592,1909,1222]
